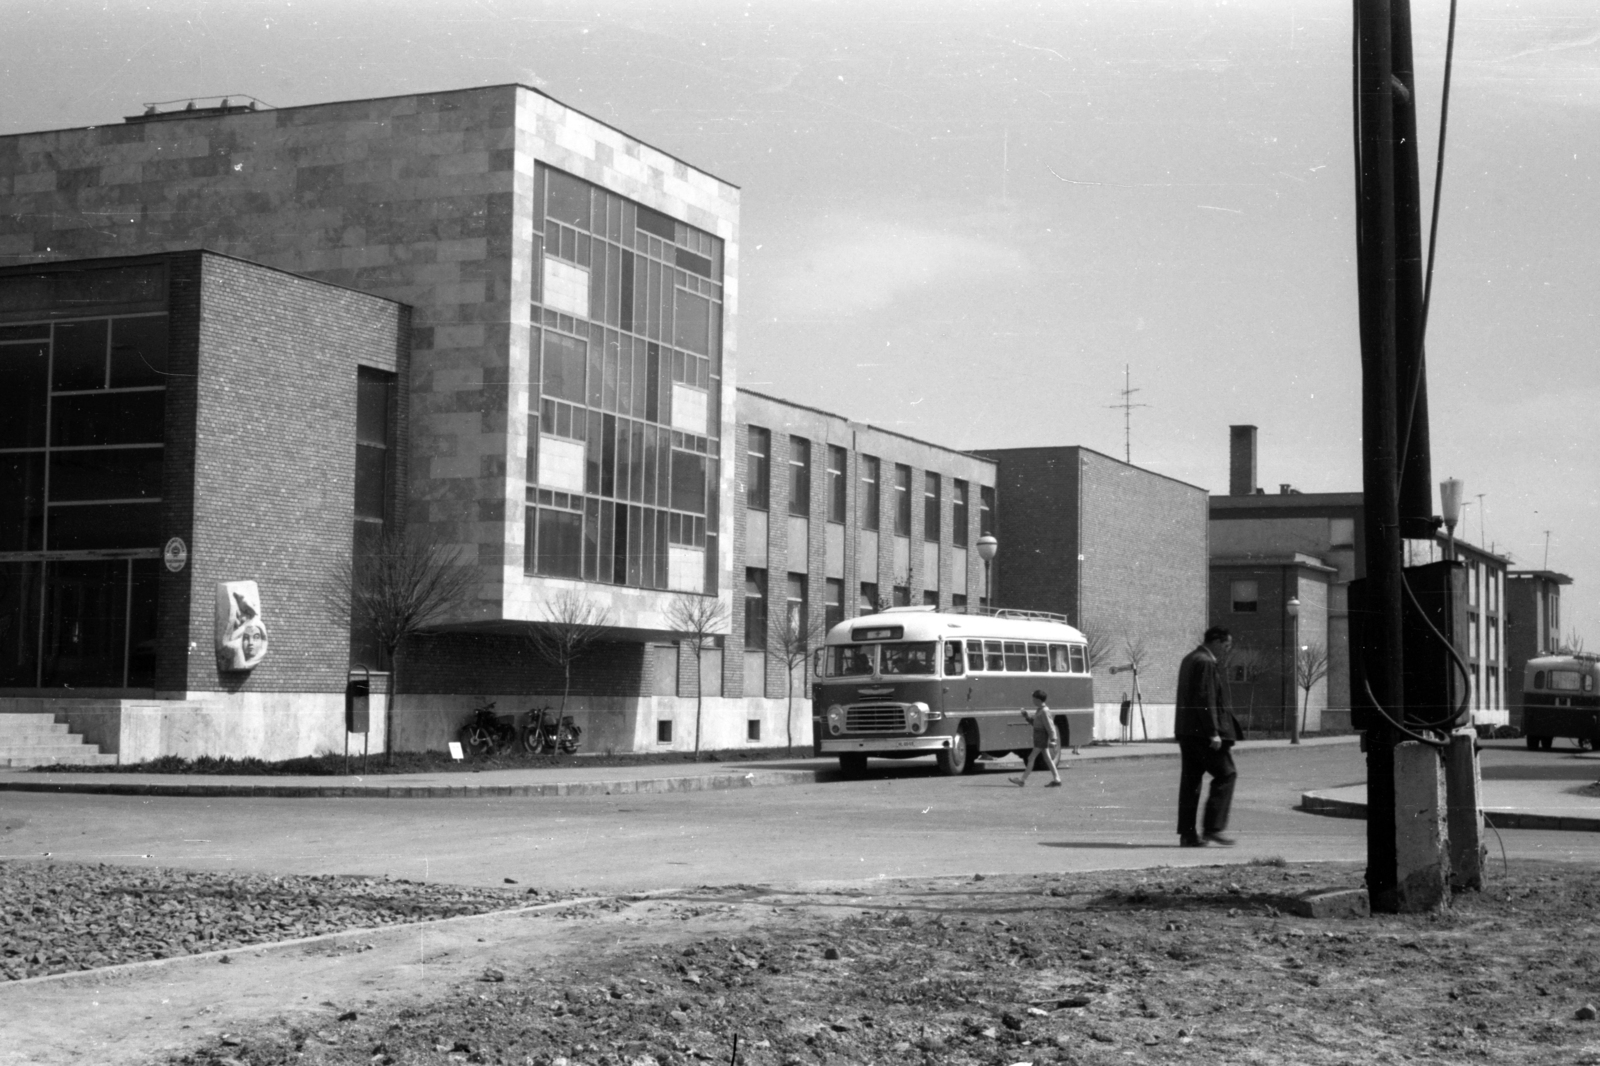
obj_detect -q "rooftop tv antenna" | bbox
[1107,364,1150,464]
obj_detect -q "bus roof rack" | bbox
[947,605,1076,625]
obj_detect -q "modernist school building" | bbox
[0,86,1207,762]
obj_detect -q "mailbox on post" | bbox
[344,665,373,775]
[345,674,371,733]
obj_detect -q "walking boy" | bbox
[1012,690,1063,787]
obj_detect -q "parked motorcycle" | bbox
[521,705,582,755]
[458,701,519,758]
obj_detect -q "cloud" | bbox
[762,219,1027,319]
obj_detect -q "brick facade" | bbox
[978,446,1209,717]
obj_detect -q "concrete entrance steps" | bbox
[0,713,117,768]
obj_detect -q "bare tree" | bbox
[1122,635,1149,673]
[1559,630,1587,656]
[524,591,616,719]
[768,600,829,754]
[666,592,729,759]
[1082,627,1115,671]
[330,527,476,763]
[1294,641,1331,744]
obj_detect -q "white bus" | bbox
[812,606,1095,775]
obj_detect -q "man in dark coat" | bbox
[1174,626,1239,847]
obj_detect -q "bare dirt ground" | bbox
[10,856,1600,1066]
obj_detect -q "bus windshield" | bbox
[827,645,875,677]
[825,642,939,677]
[881,642,937,676]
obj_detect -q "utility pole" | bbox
[1107,364,1151,464]
[1353,0,1481,913]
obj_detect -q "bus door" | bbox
[943,640,972,713]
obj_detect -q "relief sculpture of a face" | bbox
[216,580,269,671]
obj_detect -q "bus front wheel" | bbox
[937,728,972,776]
[1527,735,1541,751]
[838,753,868,777]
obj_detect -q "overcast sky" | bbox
[4,0,1597,639]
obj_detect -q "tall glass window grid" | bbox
[526,163,724,593]
[0,304,168,689]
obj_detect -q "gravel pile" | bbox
[0,861,548,981]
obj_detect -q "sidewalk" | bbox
[0,735,1358,800]
[1300,778,1600,833]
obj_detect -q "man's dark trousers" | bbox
[1177,738,1237,837]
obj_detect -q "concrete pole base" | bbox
[1446,728,1486,891]
[1394,740,1450,911]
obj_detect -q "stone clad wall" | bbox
[503,89,742,633]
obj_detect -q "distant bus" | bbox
[1523,653,1600,751]
[812,606,1095,775]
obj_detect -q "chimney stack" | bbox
[1229,425,1257,496]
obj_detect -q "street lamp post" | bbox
[1439,478,1464,562]
[1287,595,1301,744]
[976,535,998,610]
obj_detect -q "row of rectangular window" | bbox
[743,570,971,653]
[744,568,844,650]
[743,427,991,542]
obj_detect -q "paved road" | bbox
[3,741,1598,891]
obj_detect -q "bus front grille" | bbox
[846,703,907,733]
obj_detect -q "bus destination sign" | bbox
[851,626,903,642]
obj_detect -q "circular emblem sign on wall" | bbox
[163,537,189,573]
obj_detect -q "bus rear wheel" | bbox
[937,728,972,776]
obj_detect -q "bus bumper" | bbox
[819,736,952,754]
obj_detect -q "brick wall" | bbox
[1076,449,1208,706]
[187,252,406,693]
[980,446,1208,706]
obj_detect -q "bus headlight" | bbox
[907,702,929,734]
[827,704,845,735]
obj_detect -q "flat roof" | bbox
[0,82,739,191]
[738,387,997,468]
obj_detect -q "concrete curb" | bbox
[0,738,1359,800]
[1299,790,1600,833]
[0,768,824,800]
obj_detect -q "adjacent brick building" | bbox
[975,446,1210,738]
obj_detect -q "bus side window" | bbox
[945,641,965,676]
[1049,644,1071,673]
[985,640,1005,671]
[1069,644,1087,673]
[967,641,985,672]
[1003,641,1027,671]
[1534,671,1545,689]
[1587,674,1595,693]
[1027,642,1049,672]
